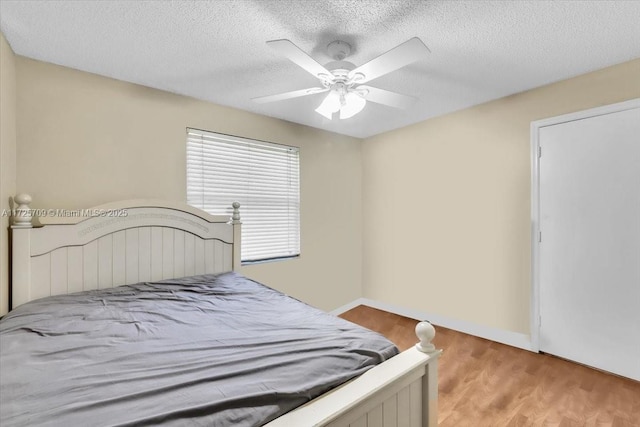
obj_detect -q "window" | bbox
[186,128,300,263]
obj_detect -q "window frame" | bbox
[186,128,301,264]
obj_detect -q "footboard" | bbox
[265,321,442,427]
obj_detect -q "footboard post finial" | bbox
[415,320,437,354]
[12,194,33,228]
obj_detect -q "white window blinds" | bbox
[186,128,300,262]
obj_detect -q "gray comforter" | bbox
[0,272,397,426]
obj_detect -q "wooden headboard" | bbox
[10,194,241,309]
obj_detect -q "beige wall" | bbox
[0,33,17,316]
[362,59,640,335]
[15,57,362,311]
[7,49,640,337]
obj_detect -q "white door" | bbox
[537,104,640,380]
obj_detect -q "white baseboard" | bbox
[329,298,369,316]
[332,298,535,353]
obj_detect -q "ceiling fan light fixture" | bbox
[339,92,367,120]
[315,91,341,119]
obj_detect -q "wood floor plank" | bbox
[339,305,640,427]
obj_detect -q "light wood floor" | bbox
[339,305,640,427]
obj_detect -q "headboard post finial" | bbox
[230,202,242,271]
[12,194,33,229]
[231,201,241,224]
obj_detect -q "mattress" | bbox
[0,272,397,426]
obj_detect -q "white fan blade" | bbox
[357,85,417,109]
[267,39,335,82]
[348,37,430,84]
[252,87,328,104]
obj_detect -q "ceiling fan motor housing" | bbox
[322,60,365,90]
[323,41,359,88]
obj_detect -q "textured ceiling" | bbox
[1,0,639,138]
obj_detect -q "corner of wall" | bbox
[0,32,18,315]
[359,58,640,338]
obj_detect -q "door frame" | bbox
[529,97,640,352]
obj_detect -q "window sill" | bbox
[242,255,300,266]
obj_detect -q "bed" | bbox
[3,194,442,427]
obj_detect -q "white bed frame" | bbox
[10,194,442,427]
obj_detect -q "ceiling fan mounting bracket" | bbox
[327,40,351,61]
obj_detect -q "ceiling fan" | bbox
[252,37,430,120]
